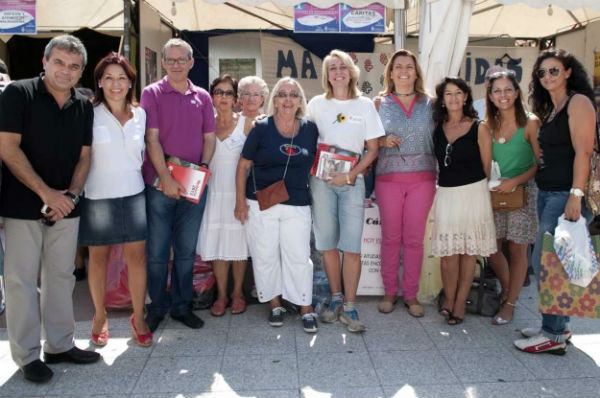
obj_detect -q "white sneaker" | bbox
[520,327,572,341]
[514,334,567,355]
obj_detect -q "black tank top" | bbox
[434,120,486,187]
[535,97,575,191]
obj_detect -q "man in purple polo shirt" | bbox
[141,38,216,332]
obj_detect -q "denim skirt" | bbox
[78,190,147,246]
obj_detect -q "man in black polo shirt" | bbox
[0,35,100,383]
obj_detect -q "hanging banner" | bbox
[340,3,385,34]
[351,51,388,99]
[293,2,385,34]
[0,0,36,34]
[293,3,339,33]
[260,34,323,101]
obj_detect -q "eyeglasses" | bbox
[443,143,453,167]
[164,57,189,66]
[213,89,235,97]
[240,92,262,99]
[274,91,300,99]
[536,67,561,79]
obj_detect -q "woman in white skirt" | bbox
[198,75,251,316]
[431,77,496,325]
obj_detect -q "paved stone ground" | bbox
[1,281,600,398]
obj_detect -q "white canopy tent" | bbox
[417,0,600,93]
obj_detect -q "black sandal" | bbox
[448,315,463,325]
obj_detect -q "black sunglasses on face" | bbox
[213,89,235,97]
[536,67,561,79]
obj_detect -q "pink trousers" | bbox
[375,175,436,299]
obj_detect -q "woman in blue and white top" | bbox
[307,49,385,333]
[79,53,151,348]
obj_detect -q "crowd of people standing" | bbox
[0,34,597,384]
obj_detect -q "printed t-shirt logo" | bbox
[280,144,306,156]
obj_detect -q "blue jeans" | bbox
[532,190,591,342]
[145,185,207,317]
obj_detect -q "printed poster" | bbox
[0,0,36,34]
[340,3,385,34]
[293,2,385,34]
[145,47,158,87]
[294,3,339,33]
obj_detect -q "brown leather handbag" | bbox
[255,179,289,211]
[253,130,294,211]
[491,185,526,212]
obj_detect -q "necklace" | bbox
[393,91,415,97]
[548,95,569,121]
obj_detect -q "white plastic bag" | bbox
[553,215,599,287]
[488,161,501,190]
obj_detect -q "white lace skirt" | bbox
[430,178,497,257]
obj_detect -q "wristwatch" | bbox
[64,191,80,205]
[570,188,584,198]
[199,162,209,169]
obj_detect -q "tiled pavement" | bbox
[1,282,600,398]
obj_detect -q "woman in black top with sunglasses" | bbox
[430,77,495,325]
[514,49,596,355]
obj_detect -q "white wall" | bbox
[139,1,173,88]
[208,32,261,83]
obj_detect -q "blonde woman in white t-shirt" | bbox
[306,50,385,333]
[79,53,152,348]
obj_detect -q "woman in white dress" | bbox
[198,75,250,316]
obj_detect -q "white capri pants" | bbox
[246,199,313,306]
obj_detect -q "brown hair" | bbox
[485,71,528,132]
[92,52,137,109]
[380,49,427,97]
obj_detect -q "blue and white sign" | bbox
[0,0,36,34]
[294,3,339,33]
[340,3,385,34]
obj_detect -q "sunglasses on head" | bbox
[536,67,561,79]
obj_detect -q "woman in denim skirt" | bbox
[79,53,152,347]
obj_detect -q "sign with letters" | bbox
[0,0,36,34]
[293,2,385,34]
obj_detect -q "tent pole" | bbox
[394,8,406,50]
[123,0,131,61]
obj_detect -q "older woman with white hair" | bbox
[234,77,319,333]
[307,49,385,333]
[238,76,269,130]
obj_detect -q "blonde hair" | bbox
[380,49,427,97]
[267,77,307,118]
[321,50,361,99]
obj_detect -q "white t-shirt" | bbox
[306,94,385,154]
[84,103,146,199]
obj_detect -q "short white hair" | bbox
[162,38,193,60]
[238,76,269,100]
[267,77,307,118]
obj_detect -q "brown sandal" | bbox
[210,298,228,317]
[231,296,247,315]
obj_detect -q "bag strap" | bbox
[475,258,487,314]
[252,120,296,193]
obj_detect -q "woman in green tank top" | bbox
[484,71,541,325]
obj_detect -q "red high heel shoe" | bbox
[130,314,153,347]
[91,315,109,346]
